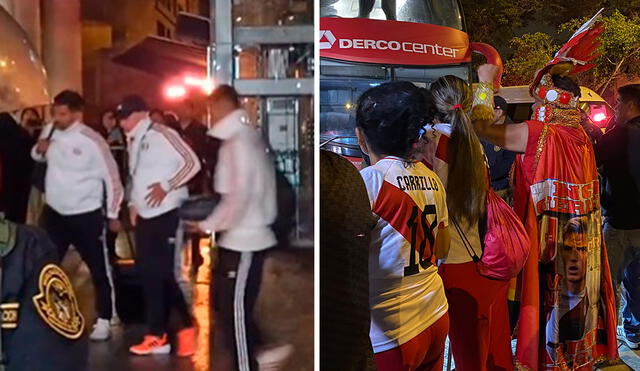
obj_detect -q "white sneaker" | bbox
[256,344,294,371]
[90,318,111,341]
[617,325,640,349]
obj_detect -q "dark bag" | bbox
[32,127,56,192]
[272,170,296,247]
[178,194,221,222]
[178,169,296,247]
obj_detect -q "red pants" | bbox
[439,262,513,371]
[374,313,449,371]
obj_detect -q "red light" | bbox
[184,76,202,86]
[165,85,187,99]
[593,113,606,122]
[183,76,214,94]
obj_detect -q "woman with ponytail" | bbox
[417,75,513,371]
[355,81,452,371]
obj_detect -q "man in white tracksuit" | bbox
[187,85,290,371]
[115,95,201,357]
[32,90,123,341]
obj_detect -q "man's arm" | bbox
[199,139,253,233]
[472,64,529,153]
[157,127,201,192]
[85,130,124,219]
[474,119,529,154]
[31,123,53,162]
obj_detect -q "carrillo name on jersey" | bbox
[396,175,440,192]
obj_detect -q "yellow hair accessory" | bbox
[549,62,573,77]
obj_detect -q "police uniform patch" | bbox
[0,303,19,329]
[32,264,85,339]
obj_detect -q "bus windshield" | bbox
[320,0,463,30]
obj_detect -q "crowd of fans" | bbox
[321,62,640,371]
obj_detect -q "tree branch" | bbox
[598,46,640,95]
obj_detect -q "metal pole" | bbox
[213,0,233,86]
[206,44,213,127]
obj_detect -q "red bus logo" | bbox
[319,30,337,50]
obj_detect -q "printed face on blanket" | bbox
[475,9,621,371]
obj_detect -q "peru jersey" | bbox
[360,157,449,353]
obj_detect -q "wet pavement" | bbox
[62,239,314,371]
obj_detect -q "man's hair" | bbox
[20,107,40,121]
[563,217,588,240]
[618,84,640,110]
[209,85,240,107]
[53,90,85,112]
[552,75,581,98]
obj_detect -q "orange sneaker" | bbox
[129,334,171,355]
[176,327,197,357]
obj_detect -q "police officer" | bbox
[32,90,123,342]
[0,216,88,371]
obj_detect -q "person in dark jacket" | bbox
[0,217,88,371]
[0,113,35,224]
[320,150,377,370]
[150,109,165,126]
[595,83,640,348]
[20,108,43,140]
[480,96,516,198]
[175,99,221,271]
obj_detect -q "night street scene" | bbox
[2,0,640,370]
[319,0,640,370]
[0,0,313,370]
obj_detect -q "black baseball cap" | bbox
[115,95,149,120]
[494,96,508,112]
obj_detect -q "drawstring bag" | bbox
[453,171,529,281]
[478,188,529,280]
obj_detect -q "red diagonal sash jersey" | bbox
[360,157,449,353]
[513,120,618,370]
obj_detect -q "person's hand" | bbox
[129,206,137,227]
[35,139,50,155]
[108,219,121,233]
[145,182,168,207]
[477,64,500,84]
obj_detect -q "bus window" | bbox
[320,0,463,30]
[320,64,469,149]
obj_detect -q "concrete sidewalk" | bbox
[64,244,314,371]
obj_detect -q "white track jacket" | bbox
[31,122,124,219]
[127,117,200,219]
[199,109,277,252]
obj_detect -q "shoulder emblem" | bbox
[32,264,85,339]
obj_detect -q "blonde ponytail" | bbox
[431,76,487,225]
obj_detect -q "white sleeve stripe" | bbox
[154,126,197,188]
[80,129,123,215]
